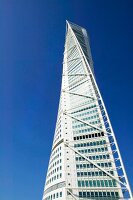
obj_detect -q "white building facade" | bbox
[42,21,132,200]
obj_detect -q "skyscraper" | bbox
[42,21,132,200]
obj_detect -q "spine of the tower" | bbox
[42,21,132,200]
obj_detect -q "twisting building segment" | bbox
[42,21,132,200]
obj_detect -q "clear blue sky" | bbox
[0,0,133,199]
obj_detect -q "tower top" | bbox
[66,20,85,31]
[66,20,94,74]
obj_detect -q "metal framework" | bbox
[63,21,132,199]
[42,21,132,200]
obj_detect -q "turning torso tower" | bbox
[42,21,132,200]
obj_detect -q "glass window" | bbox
[92,172,94,176]
[111,192,115,196]
[85,180,88,187]
[105,180,108,187]
[93,180,96,187]
[95,192,98,197]
[99,192,102,197]
[77,172,80,177]
[103,192,106,197]
[95,171,98,176]
[79,192,82,198]
[82,181,85,187]
[56,193,58,198]
[101,180,104,187]
[87,192,90,197]
[84,172,87,176]
[81,172,83,176]
[112,179,117,187]
[83,164,86,168]
[83,192,86,197]
[78,181,81,187]
[97,180,100,187]
[99,171,102,176]
[88,172,91,176]
[91,192,94,197]
[115,192,119,197]
[89,180,92,187]
[107,192,110,196]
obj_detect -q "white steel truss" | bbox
[42,21,132,200]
